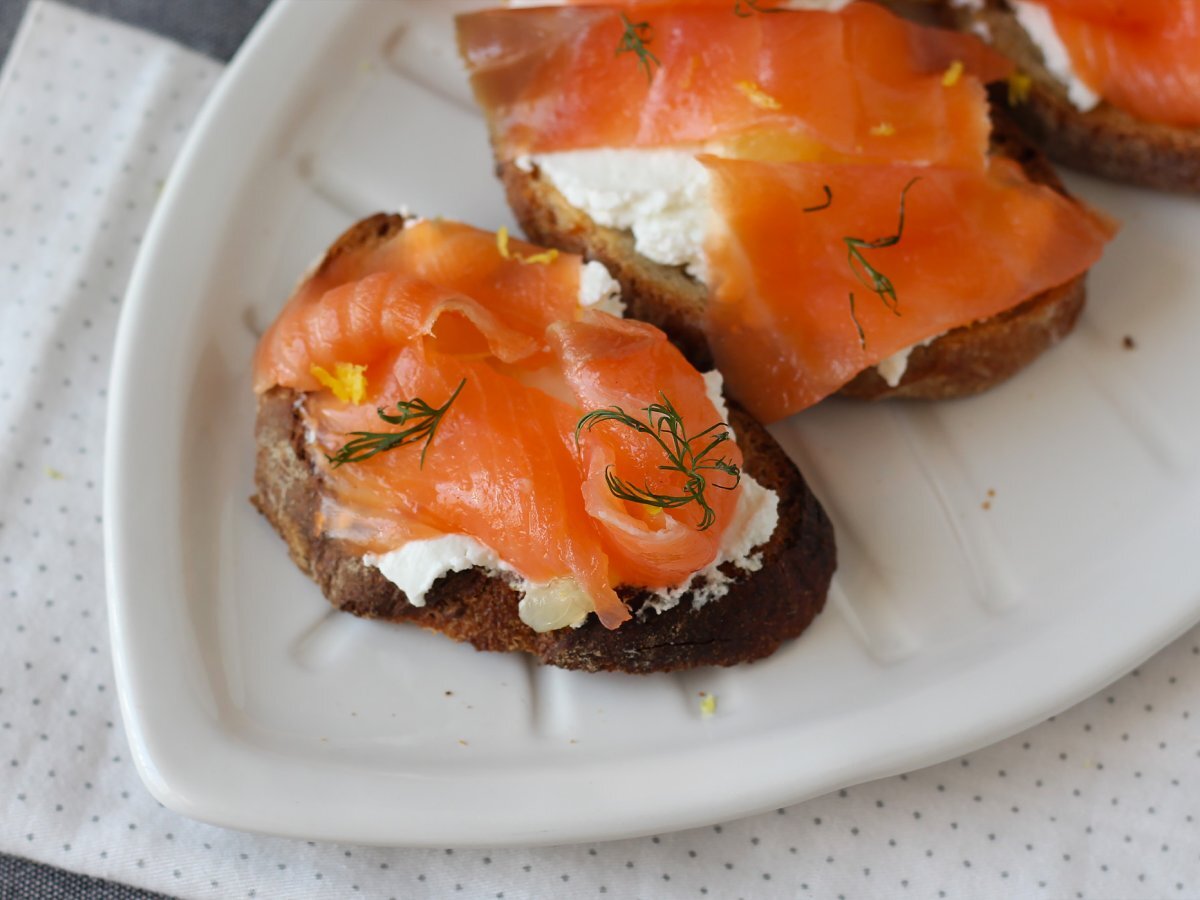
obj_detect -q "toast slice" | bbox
[500,103,1087,403]
[251,215,836,674]
[940,1,1200,193]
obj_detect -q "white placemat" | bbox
[1,2,1197,898]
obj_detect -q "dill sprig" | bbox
[616,13,660,82]
[734,0,785,16]
[575,394,740,532]
[843,177,920,348]
[326,378,466,469]
[803,184,833,213]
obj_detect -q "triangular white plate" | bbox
[105,0,1200,846]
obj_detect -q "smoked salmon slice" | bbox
[254,217,746,629]
[458,2,1012,168]
[701,156,1116,421]
[1030,0,1200,127]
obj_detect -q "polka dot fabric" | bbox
[1,2,1198,898]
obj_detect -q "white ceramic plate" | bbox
[105,0,1200,847]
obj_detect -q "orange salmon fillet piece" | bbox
[458,2,1012,167]
[702,157,1116,421]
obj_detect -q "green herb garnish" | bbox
[616,13,660,82]
[803,184,833,213]
[734,0,785,16]
[575,394,740,532]
[326,378,465,469]
[843,177,920,348]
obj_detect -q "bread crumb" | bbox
[45,467,65,480]
[1122,335,1136,350]
[458,739,469,746]
[444,690,454,697]
[987,488,996,498]
[981,501,991,510]
[700,694,717,717]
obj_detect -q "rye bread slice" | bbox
[498,103,1088,402]
[251,215,836,674]
[941,1,1200,193]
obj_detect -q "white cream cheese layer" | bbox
[524,148,713,283]
[1011,0,1100,112]
[362,370,780,631]
[875,332,944,388]
[363,535,513,607]
[578,259,625,316]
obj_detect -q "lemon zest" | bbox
[496,225,559,265]
[735,80,782,111]
[870,122,896,137]
[310,362,368,405]
[1007,71,1032,106]
[520,248,560,265]
[942,59,964,87]
[699,693,717,717]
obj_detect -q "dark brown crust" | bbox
[252,388,835,673]
[499,104,1091,403]
[944,2,1200,193]
[838,276,1083,399]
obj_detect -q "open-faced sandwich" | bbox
[457,0,1115,422]
[938,0,1200,192]
[251,215,835,673]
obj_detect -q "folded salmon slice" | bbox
[702,156,1116,421]
[254,218,743,629]
[1032,0,1200,127]
[458,2,1011,167]
[553,311,742,587]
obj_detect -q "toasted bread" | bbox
[251,215,836,674]
[499,103,1087,402]
[941,1,1200,193]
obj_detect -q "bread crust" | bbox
[945,2,1200,193]
[252,388,835,673]
[499,105,1088,402]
